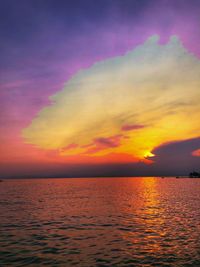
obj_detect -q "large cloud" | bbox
[22,35,200,160]
[150,137,200,175]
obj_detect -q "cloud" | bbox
[121,124,145,131]
[22,35,200,161]
[152,137,200,158]
[192,149,200,157]
[150,137,200,174]
[85,134,124,154]
[60,143,78,152]
[95,135,122,148]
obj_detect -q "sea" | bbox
[0,177,200,267]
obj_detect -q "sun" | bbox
[144,151,155,159]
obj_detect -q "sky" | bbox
[0,0,200,178]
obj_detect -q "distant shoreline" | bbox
[0,176,199,180]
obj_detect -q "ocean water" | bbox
[0,177,200,267]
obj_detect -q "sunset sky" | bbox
[0,0,200,177]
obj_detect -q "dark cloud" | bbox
[150,137,200,175]
[152,137,200,159]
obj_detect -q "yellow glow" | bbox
[144,151,155,158]
[22,36,200,163]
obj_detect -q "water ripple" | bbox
[0,177,200,266]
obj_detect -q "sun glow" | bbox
[21,36,200,166]
[144,151,155,159]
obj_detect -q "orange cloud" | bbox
[60,143,79,152]
[192,149,200,157]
